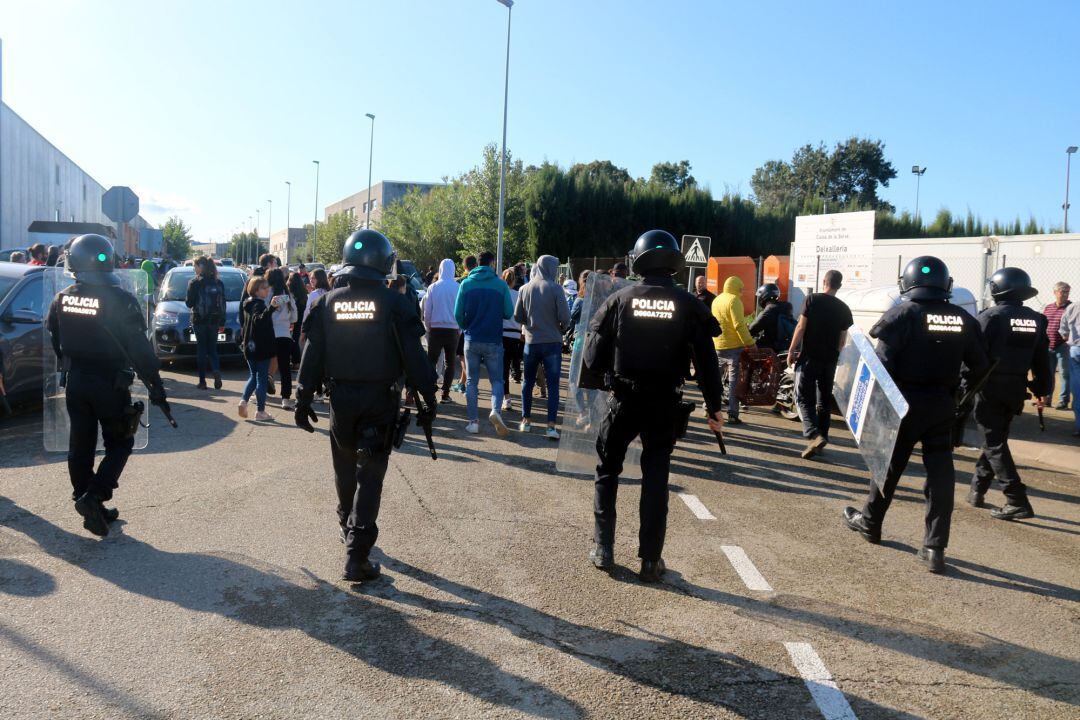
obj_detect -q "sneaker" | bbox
[451,382,465,393]
[213,372,223,390]
[196,380,208,390]
[502,397,513,413]
[237,400,249,419]
[465,421,480,434]
[282,398,296,411]
[990,504,1035,521]
[842,506,880,544]
[440,394,453,404]
[545,426,560,441]
[255,410,273,421]
[726,416,743,426]
[519,419,532,433]
[801,434,827,459]
[489,411,510,437]
[1055,402,1069,410]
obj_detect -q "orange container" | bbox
[762,255,790,300]
[707,257,757,309]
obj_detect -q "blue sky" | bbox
[1,0,1077,243]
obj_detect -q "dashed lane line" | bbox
[720,545,775,592]
[783,642,859,720]
[677,492,717,520]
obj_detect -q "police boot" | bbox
[990,504,1035,521]
[74,492,109,537]
[101,504,120,523]
[966,489,985,508]
[343,556,381,582]
[589,543,614,570]
[917,547,946,574]
[842,507,880,544]
[639,558,666,583]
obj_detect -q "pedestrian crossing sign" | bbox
[681,235,711,266]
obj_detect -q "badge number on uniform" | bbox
[925,313,962,333]
[333,300,376,321]
[61,295,100,316]
[1009,318,1037,333]
[631,298,675,320]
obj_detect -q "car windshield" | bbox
[161,271,245,302]
[0,276,20,304]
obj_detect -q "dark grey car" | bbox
[0,262,49,406]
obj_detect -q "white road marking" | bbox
[783,642,859,720]
[720,545,774,592]
[677,492,716,520]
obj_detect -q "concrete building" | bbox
[324,180,442,227]
[1,101,152,256]
[268,228,308,264]
[191,242,228,258]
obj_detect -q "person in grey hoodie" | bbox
[422,258,461,402]
[514,254,571,439]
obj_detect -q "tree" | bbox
[648,160,696,192]
[161,216,193,259]
[225,231,266,265]
[568,160,632,186]
[380,182,467,268]
[307,212,359,266]
[461,143,531,265]
[750,138,896,211]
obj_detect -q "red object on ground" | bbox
[735,347,781,405]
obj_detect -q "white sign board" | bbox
[681,235,711,266]
[791,211,875,291]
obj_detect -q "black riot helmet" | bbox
[899,255,952,301]
[756,283,781,307]
[335,229,397,281]
[988,267,1038,303]
[629,229,684,276]
[66,234,120,286]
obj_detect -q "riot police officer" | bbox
[968,268,1051,520]
[583,229,725,582]
[45,234,169,537]
[294,229,437,582]
[843,256,988,573]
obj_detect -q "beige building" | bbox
[269,227,308,264]
[324,180,442,228]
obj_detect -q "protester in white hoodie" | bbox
[423,258,461,402]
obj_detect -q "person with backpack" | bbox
[185,256,226,390]
[266,268,298,411]
[749,283,796,353]
[239,276,277,421]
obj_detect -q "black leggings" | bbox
[502,336,523,388]
[427,328,459,396]
[275,337,294,400]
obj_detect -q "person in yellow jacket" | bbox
[712,275,756,424]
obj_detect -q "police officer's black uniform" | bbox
[295,230,437,582]
[844,256,988,573]
[968,268,1051,520]
[583,230,725,582]
[45,234,169,537]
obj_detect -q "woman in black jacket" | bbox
[185,257,227,390]
[238,276,278,421]
[287,271,308,365]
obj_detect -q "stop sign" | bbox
[102,186,139,223]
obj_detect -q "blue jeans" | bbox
[464,339,504,422]
[1070,346,1080,431]
[193,323,221,382]
[522,342,562,423]
[1050,344,1072,406]
[716,348,743,419]
[243,356,270,411]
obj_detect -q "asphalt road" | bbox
[1,366,1077,719]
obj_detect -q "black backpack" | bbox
[195,279,226,324]
[776,311,797,348]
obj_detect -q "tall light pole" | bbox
[248,215,254,264]
[911,165,927,225]
[365,113,376,229]
[1065,146,1078,233]
[312,160,320,263]
[255,208,261,262]
[285,181,291,264]
[266,199,272,260]
[495,0,513,273]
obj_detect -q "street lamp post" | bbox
[248,215,254,264]
[1065,146,1078,233]
[285,181,291,263]
[255,208,261,262]
[312,160,320,263]
[267,199,272,261]
[911,165,927,225]
[494,0,513,274]
[365,113,375,229]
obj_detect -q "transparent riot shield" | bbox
[831,326,909,494]
[556,273,642,477]
[42,268,150,452]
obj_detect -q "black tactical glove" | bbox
[294,400,318,433]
